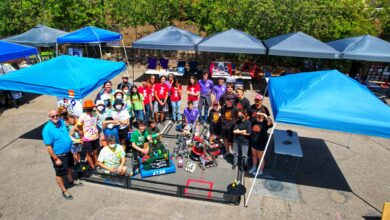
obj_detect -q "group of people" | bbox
[42,72,273,200]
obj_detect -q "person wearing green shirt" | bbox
[130,85,145,122]
[131,121,149,155]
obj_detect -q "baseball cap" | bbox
[122,74,130,78]
[95,100,105,106]
[254,94,263,100]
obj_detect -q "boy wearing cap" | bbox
[78,100,100,169]
[117,74,132,90]
[207,100,222,144]
[250,94,270,121]
[198,71,213,123]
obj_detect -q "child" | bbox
[130,85,145,122]
[170,79,182,123]
[208,100,222,144]
[147,119,161,136]
[67,115,83,164]
[97,135,127,176]
[183,101,199,135]
[102,116,120,145]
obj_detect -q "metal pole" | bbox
[85,44,89,57]
[121,39,131,76]
[244,123,277,207]
[347,134,353,149]
[99,43,103,59]
[56,43,59,56]
[37,55,42,62]
[263,77,269,97]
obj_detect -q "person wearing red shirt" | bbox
[186,76,200,108]
[148,75,157,120]
[154,76,169,124]
[138,79,152,122]
[170,79,183,123]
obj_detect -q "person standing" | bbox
[130,85,145,122]
[221,97,238,158]
[249,94,270,119]
[232,110,251,170]
[154,76,169,124]
[212,77,226,104]
[138,79,152,122]
[148,75,157,119]
[170,79,182,123]
[165,73,175,117]
[117,74,132,90]
[95,81,114,108]
[78,100,100,170]
[95,100,111,133]
[111,99,130,151]
[198,71,213,123]
[186,76,200,108]
[219,83,237,107]
[42,110,82,200]
[236,88,251,113]
[207,100,222,144]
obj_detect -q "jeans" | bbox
[232,140,249,167]
[134,110,144,122]
[171,101,181,121]
[144,104,151,122]
[198,95,211,122]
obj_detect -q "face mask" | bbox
[123,90,129,94]
[115,105,122,110]
[116,95,123,100]
[97,106,104,111]
[107,124,114,129]
[60,112,68,117]
[108,144,116,149]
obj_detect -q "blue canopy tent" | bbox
[3,24,67,47]
[264,32,340,59]
[327,35,390,62]
[197,28,266,54]
[0,55,126,99]
[0,41,39,63]
[246,69,390,206]
[132,26,202,51]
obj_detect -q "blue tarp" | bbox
[3,24,67,47]
[0,56,125,99]
[57,26,122,43]
[264,32,340,59]
[0,41,39,62]
[327,35,390,62]
[132,26,202,51]
[269,69,390,138]
[197,28,266,54]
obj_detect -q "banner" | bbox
[57,97,83,117]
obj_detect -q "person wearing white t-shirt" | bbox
[110,99,130,151]
[97,136,127,176]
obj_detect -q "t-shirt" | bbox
[249,104,270,120]
[111,109,130,130]
[97,145,125,168]
[221,106,238,128]
[165,81,173,94]
[42,119,72,155]
[154,83,169,100]
[183,108,199,124]
[78,112,99,141]
[250,119,271,147]
[96,109,111,129]
[150,84,156,101]
[187,84,200,102]
[131,93,144,111]
[234,119,251,144]
[67,124,81,144]
[198,79,213,95]
[138,86,151,105]
[213,84,226,101]
[130,129,149,147]
[219,92,238,106]
[237,97,251,112]
[147,126,160,135]
[103,126,120,144]
[170,85,182,102]
[208,108,222,126]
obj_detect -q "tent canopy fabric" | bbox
[0,55,125,99]
[269,69,390,138]
[132,26,202,51]
[3,24,68,47]
[327,35,390,62]
[0,41,39,62]
[264,32,341,59]
[197,28,266,54]
[57,26,122,44]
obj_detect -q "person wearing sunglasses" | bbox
[42,109,82,200]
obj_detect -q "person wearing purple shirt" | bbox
[198,71,213,123]
[212,77,226,103]
[183,101,199,124]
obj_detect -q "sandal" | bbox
[62,191,73,200]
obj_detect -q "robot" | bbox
[141,133,171,170]
[189,136,222,170]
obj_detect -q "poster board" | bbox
[57,97,83,117]
[68,48,83,57]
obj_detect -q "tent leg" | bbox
[244,123,277,207]
[99,44,103,59]
[56,43,59,57]
[1,63,5,75]
[347,134,352,149]
[37,55,42,63]
[85,44,89,57]
[121,39,131,76]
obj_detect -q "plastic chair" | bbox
[147,57,157,69]
[159,58,169,69]
[189,61,200,75]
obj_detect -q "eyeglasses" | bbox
[50,114,59,118]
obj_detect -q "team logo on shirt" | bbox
[224,110,232,121]
[138,136,145,142]
[159,87,164,95]
[252,124,261,132]
[212,112,220,123]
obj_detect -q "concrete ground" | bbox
[0,65,389,220]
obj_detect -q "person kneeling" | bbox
[97,136,127,176]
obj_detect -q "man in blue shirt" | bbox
[42,109,82,200]
[198,71,213,123]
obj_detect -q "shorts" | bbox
[83,139,100,153]
[118,127,129,141]
[209,124,221,136]
[51,153,74,176]
[71,143,82,154]
[153,101,168,112]
[221,125,234,142]
[251,143,266,151]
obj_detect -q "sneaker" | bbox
[62,191,73,200]
[254,170,264,177]
[232,165,237,170]
[222,152,229,159]
[72,179,83,187]
[248,166,257,174]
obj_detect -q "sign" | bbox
[57,97,83,117]
[68,48,83,57]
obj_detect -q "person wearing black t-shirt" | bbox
[248,112,273,176]
[208,100,222,144]
[232,110,251,170]
[236,88,250,113]
[219,83,238,107]
[221,98,238,158]
[249,94,270,120]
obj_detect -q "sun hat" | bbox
[83,100,95,108]
[95,100,105,106]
